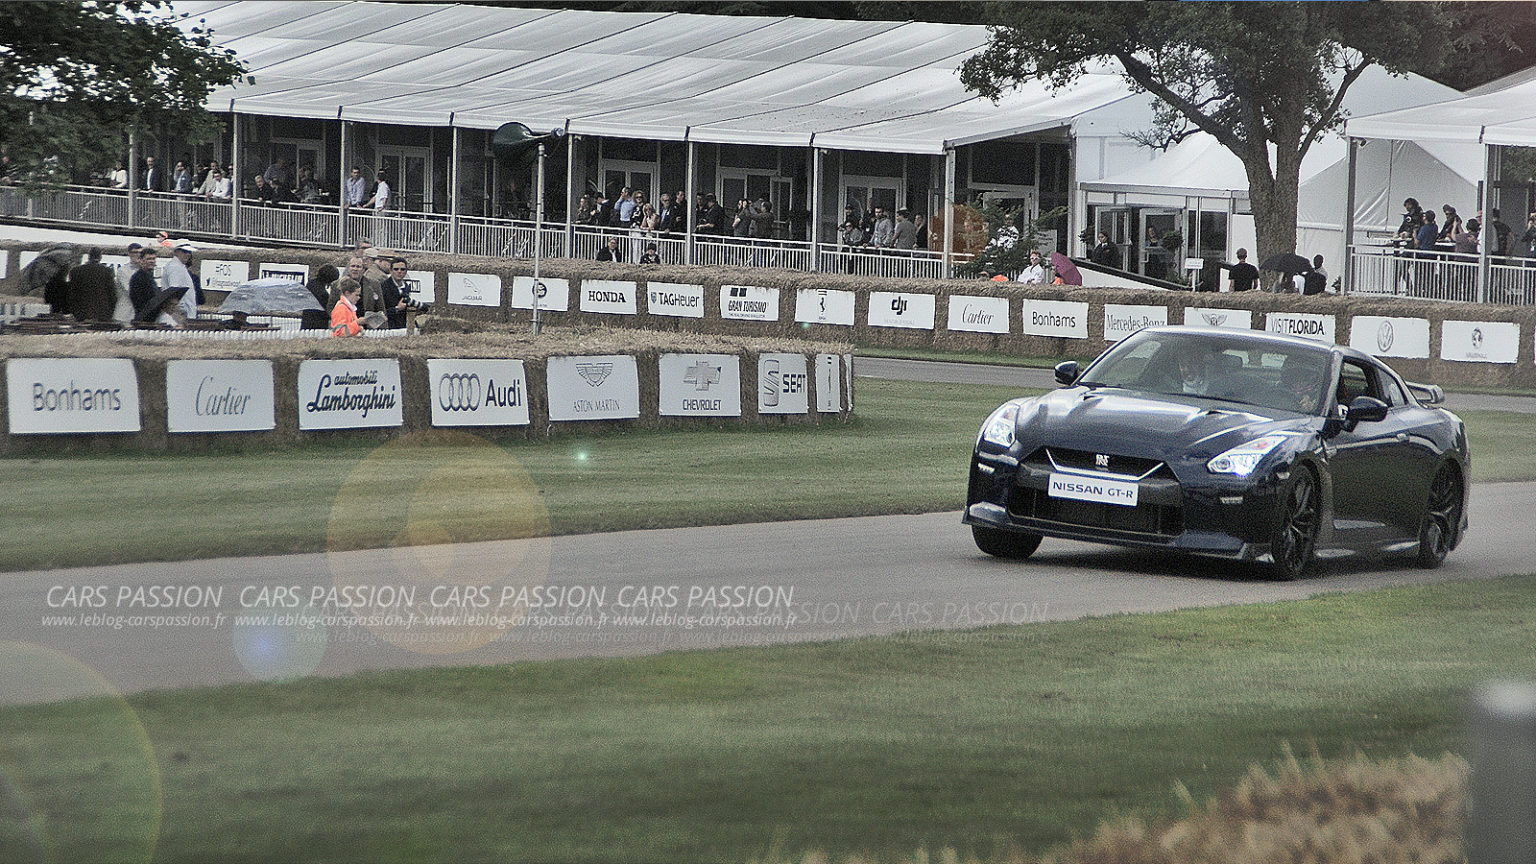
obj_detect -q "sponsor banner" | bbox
[199,259,251,293]
[946,295,1010,334]
[426,359,530,427]
[580,280,638,315]
[404,270,436,303]
[1021,299,1090,338]
[511,276,571,312]
[1441,320,1519,364]
[104,255,164,281]
[7,358,141,434]
[844,352,854,411]
[721,285,780,322]
[815,353,842,413]
[546,355,641,421]
[1103,304,1169,342]
[258,263,309,283]
[1265,312,1337,344]
[1183,307,1253,330]
[646,282,705,318]
[165,360,275,433]
[794,288,856,326]
[448,272,502,307]
[865,291,936,330]
[0,253,7,278]
[1349,316,1430,359]
[297,359,403,430]
[659,354,742,417]
[757,353,810,415]
[19,251,44,271]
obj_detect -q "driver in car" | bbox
[1279,363,1322,413]
[1176,349,1215,396]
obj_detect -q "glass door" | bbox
[1139,209,1180,280]
[379,146,430,213]
[841,175,902,228]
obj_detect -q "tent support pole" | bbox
[1344,138,1358,296]
[565,131,575,256]
[231,117,242,239]
[449,124,460,255]
[1480,141,1493,304]
[127,129,139,230]
[339,119,350,247]
[811,145,823,271]
[685,137,696,266]
[943,146,956,279]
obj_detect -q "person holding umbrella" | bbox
[1257,252,1311,292]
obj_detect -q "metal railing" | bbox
[4,186,975,281]
[1348,245,1486,304]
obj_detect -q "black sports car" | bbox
[964,327,1470,579]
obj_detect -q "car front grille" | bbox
[1039,447,1171,480]
[1007,486,1184,538]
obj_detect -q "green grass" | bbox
[4,574,1534,863]
[1,380,1531,572]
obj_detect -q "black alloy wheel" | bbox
[1268,468,1320,581]
[1417,464,1463,569]
[972,525,1043,559]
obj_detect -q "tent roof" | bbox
[172,0,1141,154]
[1346,70,1536,146]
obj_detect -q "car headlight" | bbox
[980,403,1020,448]
[1206,434,1289,477]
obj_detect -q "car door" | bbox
[1324,359,1419,542]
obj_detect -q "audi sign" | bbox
[426,359,530,427]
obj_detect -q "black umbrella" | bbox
[1259,252,1311,275]
[134,285,189,322]
[13,245,79,296]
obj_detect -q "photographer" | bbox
[381,256,427,329]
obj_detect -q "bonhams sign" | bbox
[7,358,141,434]
[426,359,530,427]
[297,359,403,430]
[166,360,275,433]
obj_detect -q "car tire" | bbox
[1417,463,1463,569]
[1267,467,1320,581]
[972,525,1042,559]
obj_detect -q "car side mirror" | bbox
[1407,381,1444,405]
[1054,361,1079,386]
[1344,395,1389,431]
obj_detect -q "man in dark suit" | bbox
[380,257,414,329]
[143,156,165,192]
[67,247,116,321]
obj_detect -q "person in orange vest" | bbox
[330,278,361,337]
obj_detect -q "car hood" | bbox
[1018,387,1307,459]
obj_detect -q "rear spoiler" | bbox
[1407,381,1445,405]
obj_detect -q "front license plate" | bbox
[1047,473,1139,507]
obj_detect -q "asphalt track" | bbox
[4,357,1534,705]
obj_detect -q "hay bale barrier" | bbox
[5,239,1536,394]
[0,325,853,455]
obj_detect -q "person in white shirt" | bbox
[1020,249,1048,284]
[364,169,390,212]
[161,241,199,320]
[210,170,232,200]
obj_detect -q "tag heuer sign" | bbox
[546,355,640,421]
[659,353,741,417]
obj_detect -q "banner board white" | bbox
[258,263,309,283]
[815,353,842,413]
[511,276,571,312]
[0,253,7,279]
[165,360,275,433]
[1183,307,1253,330]
[7,358,141,434]
[404,270,436,304]
[757,353,810,415]
[659,354,742,417]
[1103,304,1169,342]
[794,288,856,326]
[1265,312,1337,344]
[646,282,705,318]
[448,272,502,308]
[721,285,780,322]
[1021,299,1090,338]
[580,280,638,315]
[426,359,530,427]
[868,291,937,330]
[946,295,1010,334]
[546,355,641,421]
[199,259,252,293]
[1349,316,1430,359]
[297,359,403,430]
[1441,320,1519,364]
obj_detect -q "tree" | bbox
[959,2,1474,266]
[0,1,249,187]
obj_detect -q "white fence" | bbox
[1348,245,1536,306]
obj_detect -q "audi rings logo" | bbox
[438,373,483,412]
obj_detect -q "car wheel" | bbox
[1417,464,1463,569]
[1267,467,1320,581]
[972,525,1042,559]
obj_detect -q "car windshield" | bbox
[1078,331,1330,414]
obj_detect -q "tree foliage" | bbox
[0,1,249,186]
[959,2,1473,263]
